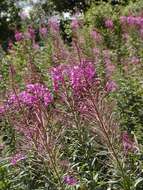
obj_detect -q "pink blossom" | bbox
[39,27,47,37]
[91,30,101,42]
[127,16,135,25]
[5,84,53,110]
[63,175,78,186]
[71,18,79,30]
[105,19,114,29]
[120,16,127,24]
[15,31,23,41]
[105,80,118,92]
[28,27,35,39]
[51,66,65,91]
[18,91,37,106]
[122,132,136,154]
[48,17,60,32]
[130,56,140,64]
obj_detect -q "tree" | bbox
[42,0,94,14]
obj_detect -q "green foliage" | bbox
[117,77,143,142]
[0,0,20,44]
[0,1,143,190]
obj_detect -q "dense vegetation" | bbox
[0,0,143,189]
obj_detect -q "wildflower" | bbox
[15,30,23,41]
[127,16,135,25]
[105,19,114,29]
[5,83,53,110]
[130,56,140,64]
[28,26,35,39]
[43,92,53,106]
[134,16,142,26]
[91,30,101,42]
[105,80,118,92]
[51,66,65,91]
[71,17,79,30]
[48,17,60,32]
[10,153,26,166]
[26,83,53,106]
[39,27,47,37]
[18,91,37,106]
[122,132,136,154]
[63,175,78,186]
[120,16,127,24]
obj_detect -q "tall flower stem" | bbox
[89,91,131,190]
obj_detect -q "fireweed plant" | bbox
[0,9,143,190]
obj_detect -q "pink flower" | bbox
[15,31,23,41]
[10,153,26,166]
[39,27,47,37]
[120,16,127,24]
[122,132,136,154]
[71,18,79,30]
[18,91,37,106]
[5,83,53,110]
[48,17,60,32]
[130,56,140,64]
[51,66,65,91]
[105,19,114,29]
[105,80,118,92]
[127,16,135,25]
[28,27,35,39]
[63,175,78,186]
[91,30,101,42]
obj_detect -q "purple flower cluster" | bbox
[122,132,136,154]
[120,16,143,27]
[91,30,102,42]
[5,83,53,111]
[105,80,118,92]
[71,17,79,30]
[28,27,35,38]
[39,27,48,37]
[51,61,96,93]
[70,63,96,92]
[105,19,114,29]
[48,17,60,32]
[63,175,78,186]
[15,31,23,41]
